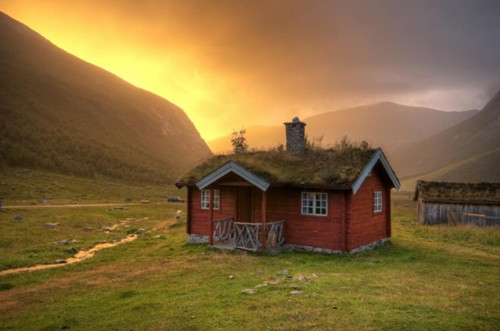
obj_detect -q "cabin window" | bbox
[373,191,383,212]
[301,192,328,216]
[213,190,220,210]
[201,190,210,209]
[201,189,220,210]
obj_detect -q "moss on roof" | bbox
[179,147,377,187]
[415,180,500,205]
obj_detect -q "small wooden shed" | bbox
[414,180,500,226]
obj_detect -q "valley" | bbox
[0,180,498,329]
[0,5,498,331]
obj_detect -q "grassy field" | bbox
[0,167,183,206]
[0,174,499,330]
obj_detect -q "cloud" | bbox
[3,0,500,139]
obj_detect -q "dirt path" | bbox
[0,235,138,277]
[1,203,145,209]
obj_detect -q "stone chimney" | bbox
[284,117,306,155]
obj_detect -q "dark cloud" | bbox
[3,0,500,137]
[123,0,500,109]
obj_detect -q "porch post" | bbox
[261,190,267,250]
[209,188,214,246]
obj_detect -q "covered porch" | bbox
[198,162,285,251]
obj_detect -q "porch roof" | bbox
[177,147,400,193]
[196,161,270,191]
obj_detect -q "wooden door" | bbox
[237,187,252,222]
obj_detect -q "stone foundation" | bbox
[283,244,343,255]
[349,238,389,253]
[188,234,389,254]
[188,234,209,244]
[284,238,389,254]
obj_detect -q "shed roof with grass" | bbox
[414,180,500,226]
[176,117,400,253]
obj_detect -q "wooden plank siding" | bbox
[188,186,236,236]
[186,162,394,251]
[350,165,390,249]
[266,188,345,250]
[418,202,500,225]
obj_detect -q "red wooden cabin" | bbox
[176,118,400,253]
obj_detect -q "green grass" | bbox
[0,204,180,270]
[0,167,185,205]
[0,189,499,330]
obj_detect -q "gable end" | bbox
[351,149,400,194]
[196,161,270,191]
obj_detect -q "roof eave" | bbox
[351,148,401,194]
[195,161,270,191]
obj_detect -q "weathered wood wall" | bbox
[418,201,500,225]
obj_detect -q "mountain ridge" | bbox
[0,12,212,183]
[207,103,478,154]
[392,90,500,183]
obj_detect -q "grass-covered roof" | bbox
[179,146,377,187]
[415,180,500,205]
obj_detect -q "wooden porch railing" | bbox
[265,220,285,249]
[211,219,285,251]
[212,217,234,242]
[234,222,263,251]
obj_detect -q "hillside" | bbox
[208,126,284,154]
[207,103,477,154]
[0,12,211,183]
[393,91,500,183]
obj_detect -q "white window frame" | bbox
[213,190,220,210]
[374,191,383,213]
[201,190,210,210]
[201,189,220,210]
[301,192,328,216]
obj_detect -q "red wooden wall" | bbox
[266,188,346,250]
[187,186,236,236]
[186,162,392,251]
[349,164,391,249]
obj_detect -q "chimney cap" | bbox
[284,116,306,126]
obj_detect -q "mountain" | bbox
[207,103,477,154]
[0,12,212,183]
[208,126,284,154]
[393,91,500,186]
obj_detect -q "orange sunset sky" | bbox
[1,0,499,140]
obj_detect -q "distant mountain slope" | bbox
[207,103,477,154]
[208,126,284,154]
[399,148,500,190]
[393,91,500,181]
[0,12,211,183]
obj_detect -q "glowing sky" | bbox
[1,0,500,140]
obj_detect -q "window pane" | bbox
[213,190,220,210]
[201,190,210,209]
[301,192,327,216]
[374,191,382,212]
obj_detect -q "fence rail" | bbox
[234,222,263,251]
[265,220,285,249]
[212,219,286,251]
[213,217,234,242]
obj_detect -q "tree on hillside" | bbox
[231,128,248,154]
